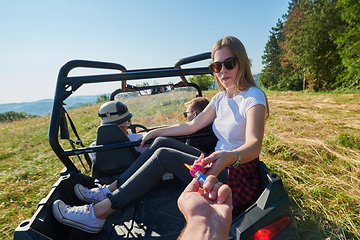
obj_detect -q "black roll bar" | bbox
[62,131,213,157]
[49,52,212,172]
[174,52,211,85]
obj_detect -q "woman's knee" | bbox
[153,147,173,158]
[152,136,173,146]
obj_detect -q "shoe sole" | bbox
[74,184,100,204]
[52,200,102,234]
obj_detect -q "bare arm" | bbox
[235,103,266,162]
[140,104,216,147]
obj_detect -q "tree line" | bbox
[260,0,359,91]
[0,111,38,123]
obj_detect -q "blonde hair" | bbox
[211,36,269,118]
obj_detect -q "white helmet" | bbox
[98,101,132,126]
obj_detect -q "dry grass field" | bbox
[262,91,360,239]
[0,90,359,239]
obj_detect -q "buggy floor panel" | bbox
[67,185,186,240]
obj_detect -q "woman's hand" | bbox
[140,130,159,148]
[202,151,237,177]
[193,153,206,166]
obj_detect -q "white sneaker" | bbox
[74,183,109,203]
[52,200,105,234]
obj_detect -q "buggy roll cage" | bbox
[49,52,212,173]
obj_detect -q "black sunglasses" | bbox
[210,57,237,73]
[182,111,194,118]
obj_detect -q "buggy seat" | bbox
[91,124,140,179]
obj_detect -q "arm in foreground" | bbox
[177,176,233,240]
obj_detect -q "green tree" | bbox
[260,15,304,91]
[334,0,360,89]
[260,20,284,90]
[280,0,307,90]
[0,111,37,122]
[96,94,110,103]
[286,0,343,91]
[188,75,215,91]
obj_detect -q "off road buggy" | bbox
[14,52,296,239]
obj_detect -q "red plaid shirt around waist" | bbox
[226,157,261,216]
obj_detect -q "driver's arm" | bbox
[140,105,215,147]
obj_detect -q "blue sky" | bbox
[0,1,289,104]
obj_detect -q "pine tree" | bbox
[259,20,284,90]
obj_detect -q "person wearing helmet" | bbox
[98,100,133,130]
[89,101,145,162]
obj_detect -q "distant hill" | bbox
[0,95,100,116]
[0,74,261,116]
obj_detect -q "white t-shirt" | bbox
[210,87,267,151]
